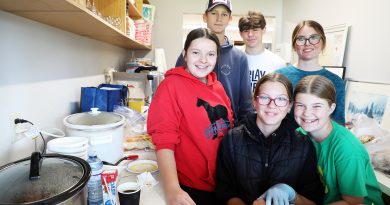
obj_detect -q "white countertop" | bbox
[103,150,166,205]
[103,150,390,204]
[116,165,166,205]
[375,170,390,195]
[107,166,390,203]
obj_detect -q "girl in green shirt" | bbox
[293,75,384,205]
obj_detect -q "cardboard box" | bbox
[134,19,152,45]
[101,169,118,205]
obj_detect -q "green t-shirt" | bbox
[298,121,384,205]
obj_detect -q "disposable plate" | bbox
[46,149,88,158]
[47,144,88,153]
[47,136,89,149]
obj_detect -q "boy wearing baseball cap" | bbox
[176,0,252,124]
[206,0,232,12]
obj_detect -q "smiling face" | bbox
[293,25,323,61]
[254,81,292,130]
[294,93,335,140]
[183,37,218,83]
[238,12,266,50]
[240,28,265,49]
[203,5,232,35]
[293,75,337,141]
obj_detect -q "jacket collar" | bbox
[242,113,294,144]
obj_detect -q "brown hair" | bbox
[254,73,293,101]
[183,28,220,58]
[291,20,326,50]
[238,11,266,32]
[294,75,336,106]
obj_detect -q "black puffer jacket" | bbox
[216,113,324,204]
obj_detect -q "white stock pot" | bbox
[63,110,126,164]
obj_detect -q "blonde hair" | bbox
[294,75,336,106]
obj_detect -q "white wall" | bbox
[0,0,284,166]
[0,11,128,165]
[282,0,390,84]
[149,0,284,68]
[6,0,389,165]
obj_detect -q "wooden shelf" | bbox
[128,1,142,20]
[0,0,151,50]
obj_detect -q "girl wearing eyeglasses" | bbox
[293,75,384,205]
[216,73,323,205]
[276,20,346,125]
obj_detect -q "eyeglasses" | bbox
[256,95,290,107]
[295,34,321,46]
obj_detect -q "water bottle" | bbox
[87,150,104,205]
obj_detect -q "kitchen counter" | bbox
[375,170,390,196]
[103,150,390,204]
[103,150,166,205]
[115,165,166,205]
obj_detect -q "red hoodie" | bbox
[147,66,234,191]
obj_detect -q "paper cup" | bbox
[117,182,141,205]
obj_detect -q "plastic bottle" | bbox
[87,149,104,205]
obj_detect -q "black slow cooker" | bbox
[0,152,91,205]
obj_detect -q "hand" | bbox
[253,198,266,205]
[166,187,196,205]
[258,183,296,205]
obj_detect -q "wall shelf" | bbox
[0,0,151,50]
[128,1,142,20]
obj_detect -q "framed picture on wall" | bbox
[345,80,390,130]
[324,66,346,79]
[319,24,349,66]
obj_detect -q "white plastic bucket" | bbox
[63,110,125,164]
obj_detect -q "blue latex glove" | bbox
[258,183,296,205]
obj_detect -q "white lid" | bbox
[63,111,125,131]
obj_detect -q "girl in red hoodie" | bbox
[147,28,234,205]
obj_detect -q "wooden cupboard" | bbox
[0,0,152,50]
